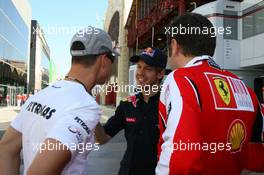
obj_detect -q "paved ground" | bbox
[0,106,20,130]
[100,105,115,123]
[0,106,20,140]
[85,105,126,175]
[86,131,126,175]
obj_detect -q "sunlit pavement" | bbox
[85,131,126,175]
[85,106,126,175]
[0,106,21,140]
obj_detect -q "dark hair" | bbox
[154,67,165,84]
[72,55,99,67]
[171,13,216,57]
[71,41,98,67]
[155,67,164,73]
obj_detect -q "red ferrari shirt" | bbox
[156,56,264,175]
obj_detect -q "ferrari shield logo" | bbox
[205,73,238,110]
[214,78,230,105]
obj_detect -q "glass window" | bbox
[243,14,254,39]
[0,0,29,39]
[243,1,264,39]
[223,11,238,40]
[255,8,264,35]
[0,11,28,63]
[0,36,4,58]
[41,49,50,85]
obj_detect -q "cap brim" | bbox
[111,49,120,56]
[113,51,120,57]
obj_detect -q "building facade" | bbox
[101,0,132,106]
[29,20,51,93]
[0,0,31,106]
[49,58,57,84]
[104,0,264,105]
[104,0,211,105]
[193,0,264,103]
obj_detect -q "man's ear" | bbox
[101,54,109,67]
[96,54,105,68]
[171,38,180,56]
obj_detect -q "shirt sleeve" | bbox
[46,105,101,157]
[10,112,24,133]
[11,99,32,132]
[103,101,125,137]
[156,72,203,175]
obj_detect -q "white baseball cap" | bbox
[70,26,120,59]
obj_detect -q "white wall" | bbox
[240,0,264,68]
[35,34,42,91]
[241,33,264,67]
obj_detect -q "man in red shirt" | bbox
[156,13,264,175]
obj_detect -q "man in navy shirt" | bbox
[95,47,167,175]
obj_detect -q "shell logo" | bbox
[228,119,246,153]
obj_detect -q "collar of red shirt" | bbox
[184,55,210,68]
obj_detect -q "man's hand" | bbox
[95,123,111,145]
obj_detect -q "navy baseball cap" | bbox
[130,47,167,69]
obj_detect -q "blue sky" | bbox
[29,0,108,78]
